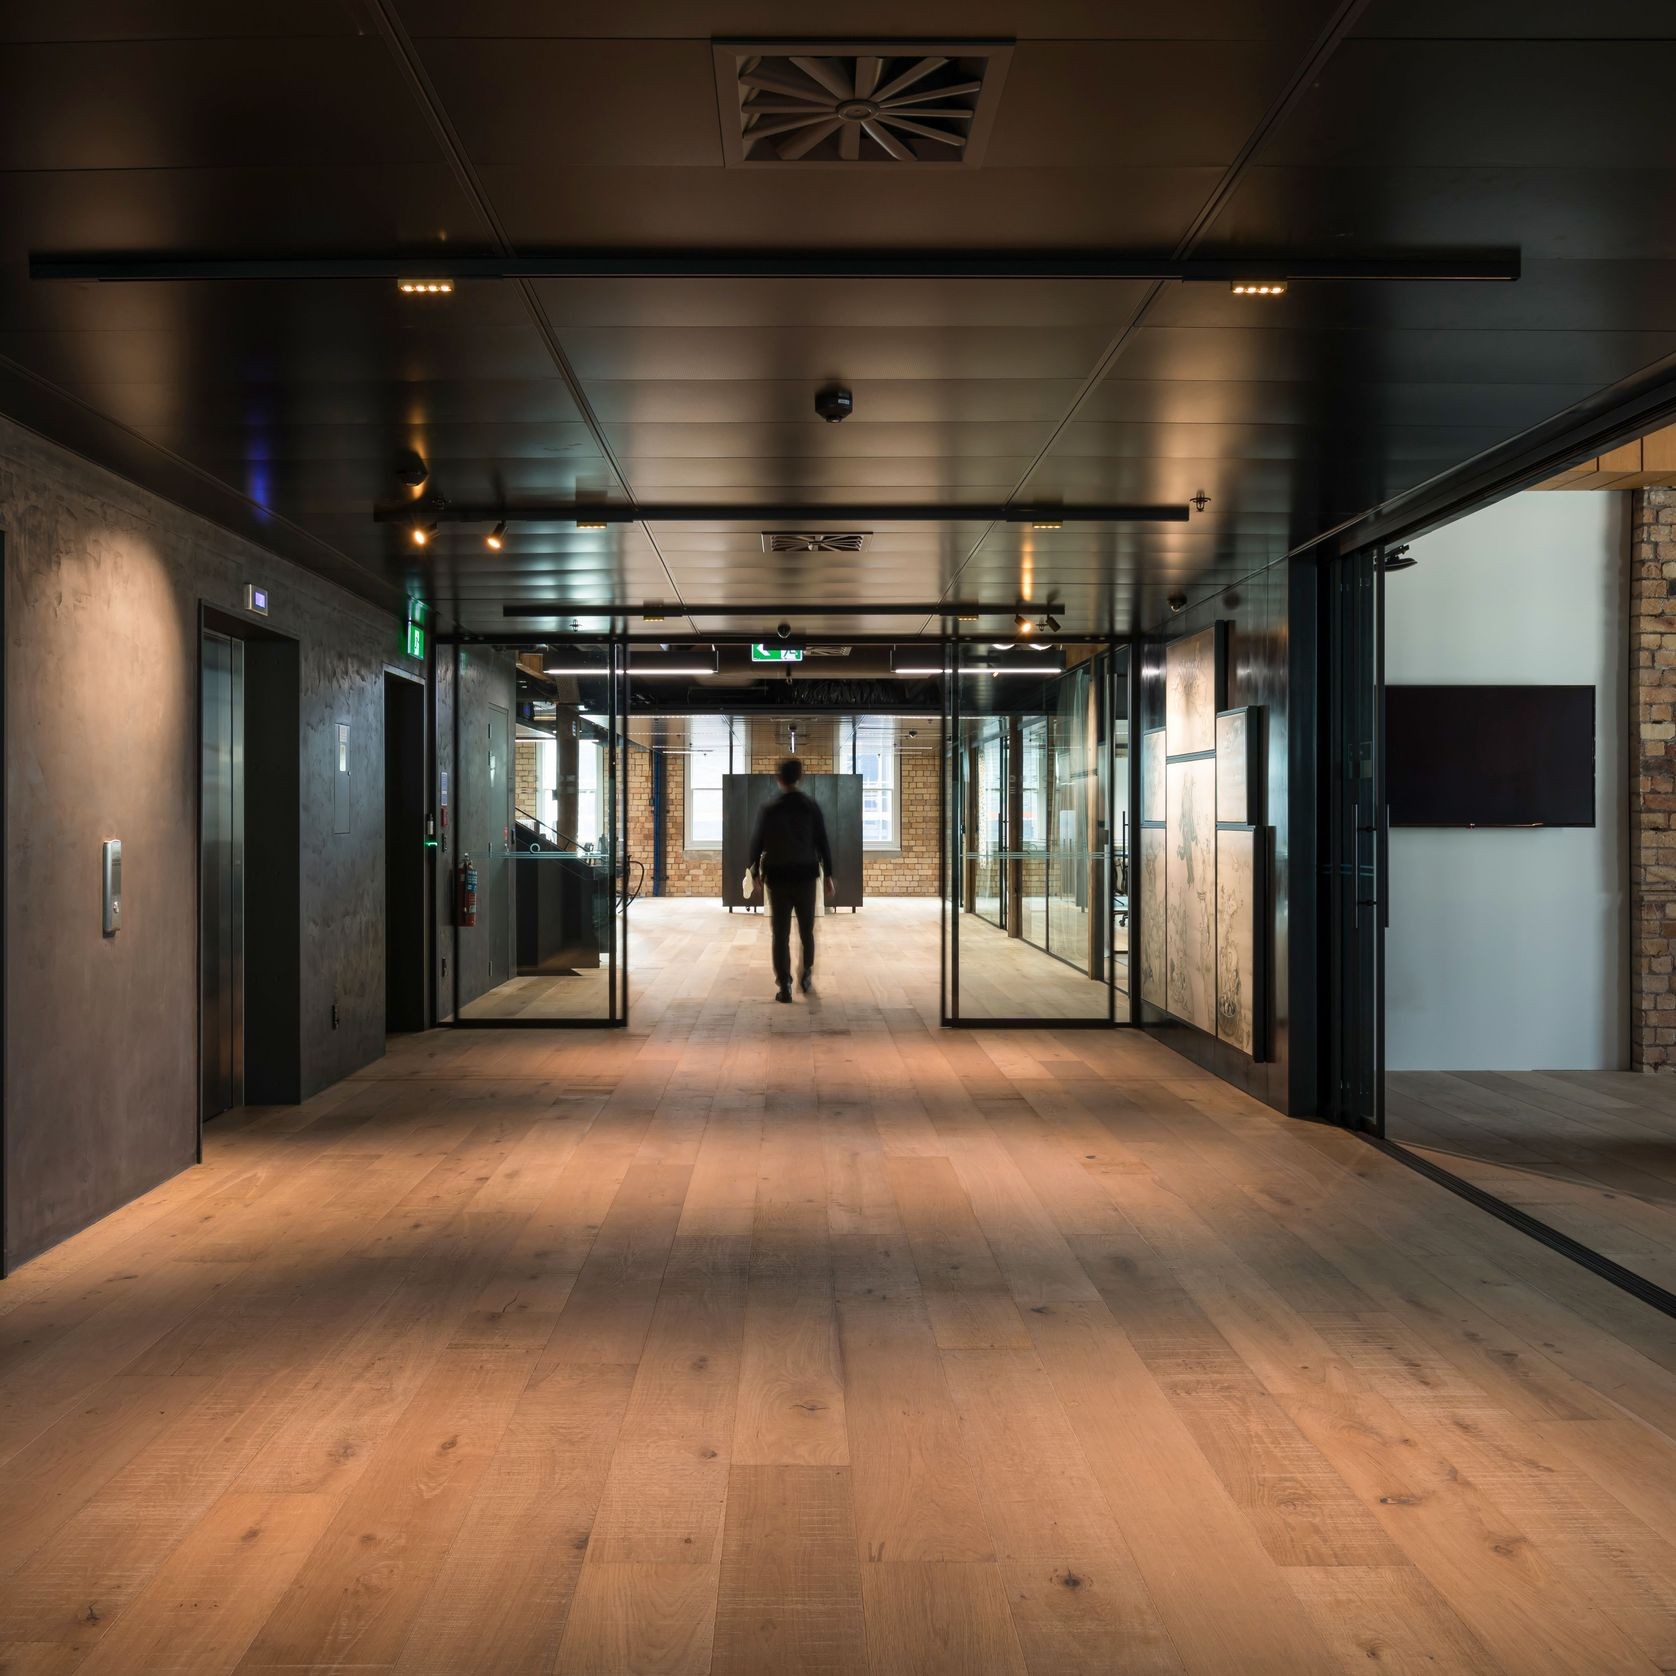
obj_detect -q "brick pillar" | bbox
[1632,485,1676,1069]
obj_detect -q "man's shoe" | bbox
[775,986,793,1004]
[799,969,813,995]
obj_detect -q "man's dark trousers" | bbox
[767,871,818,990]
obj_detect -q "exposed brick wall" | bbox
[1632,486,1676,1068]
[620,716,938,899]
[513,739,540,830]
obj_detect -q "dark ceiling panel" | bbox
[580,379,1089,425]
[552,326,1123,383]
[477,164,1223,251]
[0,38,443,169]
[397,1,1339,42]
[0,4,358,40]
[1263,41,1676,169]
[1,3,1674,636]
[1354,0,1676,38]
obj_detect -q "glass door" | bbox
[942,637,1117,1025]
[454,638,629,1027]
[1323,551,1385,1130]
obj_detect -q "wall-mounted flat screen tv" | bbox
[1386,684,1595,828]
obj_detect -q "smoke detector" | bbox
[714,40,1012,167]
[761,532,871,553]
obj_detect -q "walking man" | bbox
[747,758,836,1002]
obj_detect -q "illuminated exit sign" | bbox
[751,644,804,663]
[404,598,428,660]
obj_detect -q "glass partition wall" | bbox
[942,640,1130,1024]
[452,640,629,1026]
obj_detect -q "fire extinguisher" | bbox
[456,853,478,927]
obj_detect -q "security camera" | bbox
[776,621,793,640]
[814,385,854,424]
[1167,591,1188,614]
[398,453,428,488]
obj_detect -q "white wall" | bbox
[1385,490,1627,1071]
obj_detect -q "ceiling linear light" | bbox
[576,518,609,531]
[1230,280,1287,297]
[485,520,507,552]
[397,278,454,295]
[34,252,1523,284]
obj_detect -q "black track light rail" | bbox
[30,251,1522,285]
[501,602,1014,620]
[379,501,1189,525]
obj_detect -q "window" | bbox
[684,715,733,848]
[847,715,900,850]
[575,732,603,853]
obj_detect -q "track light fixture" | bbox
[410,520,437,548]
[1043,613,1062,634]
[1230,279,1286,297]
[1013,613,1034,637]
[397,278,454,295]
[485,520,507,552]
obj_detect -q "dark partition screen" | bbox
[722,773,864,908]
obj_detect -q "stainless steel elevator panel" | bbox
[201,631,245,1120]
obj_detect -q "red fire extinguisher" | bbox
[456,854,478,927]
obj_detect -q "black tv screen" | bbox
[1386,684,1595,828]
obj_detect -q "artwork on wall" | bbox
[1215,706,1262,825]
[1165,756,1217,1032]
[1164,623,1226,758]
[1140,826,1167,1008]
[1215,824,1264,1057]
[1142,728,1167,823]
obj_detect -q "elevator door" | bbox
[201,630,245,1119]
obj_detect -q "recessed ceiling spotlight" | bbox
[485,520,507,551]
[398,278,454,296]
[1230,280,1286,297]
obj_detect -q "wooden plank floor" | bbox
[1388,1069,1676,1294]
[460,895,1109,1022]
[4,906,1676,1674]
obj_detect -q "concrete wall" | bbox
[1,412,412,1268]
[1385,490,1628,1071]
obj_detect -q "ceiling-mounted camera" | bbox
[776,621,793,640]
[814,385,854,424]
[1167,591,1188,614]
[397,452,428,488]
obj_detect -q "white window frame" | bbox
[847,715,902,853]
[683,714,733,850]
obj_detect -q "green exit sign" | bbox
[751,644,804,663]
[404,598,428,660]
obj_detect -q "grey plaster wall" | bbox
[1,412,415,1268]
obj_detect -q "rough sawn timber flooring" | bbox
[3,913,1676,1672]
